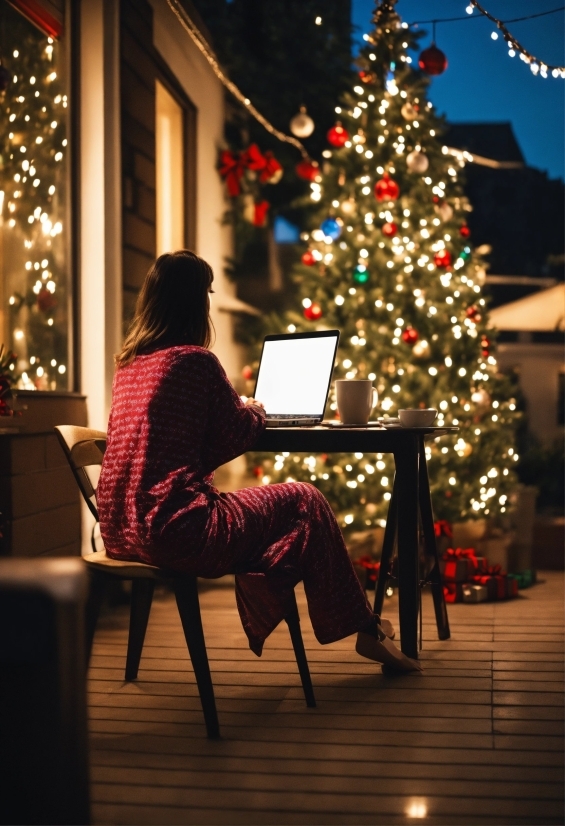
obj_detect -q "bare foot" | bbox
[356,628,422,673]
[380,618,395,639]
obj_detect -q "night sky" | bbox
[352,0,565,180]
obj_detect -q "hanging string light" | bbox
[409,3,565,78]
[165,0,311,158]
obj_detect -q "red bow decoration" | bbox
[443,547,479,569]
[219,150,246,197]
[487,563,506,577]
[244,144,283,183]
[434,520,453,539]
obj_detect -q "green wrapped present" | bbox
[508,570,537,590]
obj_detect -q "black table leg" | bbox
[418,440,451,641]
[373,475,398,616]
[394,436,420,659]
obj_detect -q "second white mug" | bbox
[335,380,378,424]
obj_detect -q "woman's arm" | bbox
[201,352,266,471]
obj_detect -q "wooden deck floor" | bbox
[89,571,564,825]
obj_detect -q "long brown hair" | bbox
[116,250,214,367]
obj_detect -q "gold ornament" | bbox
[412,339,430,358]
[401,101,418,120]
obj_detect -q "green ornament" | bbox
[353,264,369,284]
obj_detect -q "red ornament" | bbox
[242,365,253,380]
[418,43,448,76]
[382,221,398,237]
[433,249,452,268]
[466,305,481,322]
[481,336,490,357]
[327,123,349,147]
[402,327,419,345]
[301,250,317,266]
[374,174,400,202]
[303,301,323,321]
[295,159,320,181]
[460,224,471,238]
[37,288,57,313]
[358,70,375,84]
[253,466,263,478]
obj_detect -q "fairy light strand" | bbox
[165,0,310,157]
[469,0,565,76]
[409,2,565,77]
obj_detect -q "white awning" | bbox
[489,284,565,332]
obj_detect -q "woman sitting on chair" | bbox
[97,250,421,673]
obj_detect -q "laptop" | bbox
[254,330,340,427]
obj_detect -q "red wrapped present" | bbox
[505,576,519,599]
[443,582,464,603]
[441,547,487,581]
[440,558,475,582]
[352,555,381,591]
[470,565,507,601]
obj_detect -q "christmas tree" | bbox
[0,5,69,390]
[249,0,520,531]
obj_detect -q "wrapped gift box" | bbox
[441,548,488,582]
[470,573,507,601]
[352,555,381,591]
[462,584,489,603]
[505,576,519,599]
[508,570,537,589]
[443,582,464,603]
[440,558,475,583]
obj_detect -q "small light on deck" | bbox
[406,799,428,818]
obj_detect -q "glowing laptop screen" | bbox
[254,333,339,417]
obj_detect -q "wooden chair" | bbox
[55,425,316,739]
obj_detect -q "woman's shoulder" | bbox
[150,346,223,382]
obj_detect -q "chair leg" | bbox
[85,568,107,665]
[125,579,155,681]
[173,576,220,739]
[285,592,316,708]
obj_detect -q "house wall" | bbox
[150,0,244,381]
[496,342,564,445]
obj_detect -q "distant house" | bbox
[444,122,564,306]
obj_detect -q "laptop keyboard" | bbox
[266,414,314,419]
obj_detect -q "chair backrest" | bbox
[55,425,107,521]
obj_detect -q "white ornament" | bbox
[290,106,315,138]
[401,101,418,120]
[406,149,429,173]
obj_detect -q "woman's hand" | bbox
[245,397,264,409]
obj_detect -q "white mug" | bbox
[335,380,378,424]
